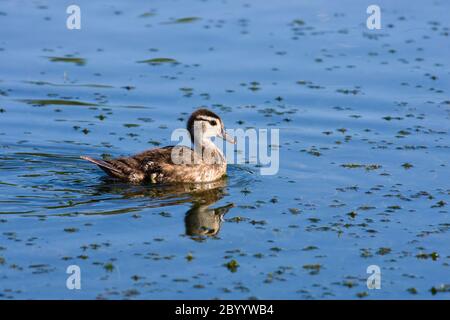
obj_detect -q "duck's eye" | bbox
[209,120,217,126]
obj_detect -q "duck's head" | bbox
[187,108,235,144]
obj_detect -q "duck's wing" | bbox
[133,146,199,183]
[81,146,196,183]
[132,146,178,165]
[80,155,146,183]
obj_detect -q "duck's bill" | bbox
[221,130,236,144]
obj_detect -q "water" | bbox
[0,0,449,299]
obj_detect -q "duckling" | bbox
[81,108,235,183]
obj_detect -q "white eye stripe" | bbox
[196,116,219,122]
[195,117,221,127]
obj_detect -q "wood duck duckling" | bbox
[81,108,235,184]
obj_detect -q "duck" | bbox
[81,108,235,184]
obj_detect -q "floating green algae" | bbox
[137,57,179,65]
[24,80,113,88]
[46,56,86,66]
[139,11,156,18]
[341,163,382,171]
[165,17,201,24]
[224,259,239,272]
[19,99,98,106]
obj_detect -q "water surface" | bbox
[0,0,449,299]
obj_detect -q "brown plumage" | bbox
[81,109,235,184]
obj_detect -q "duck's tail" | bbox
[80,156,125,179]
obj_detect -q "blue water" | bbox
[0,0,449,299]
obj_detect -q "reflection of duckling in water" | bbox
[92,176,234,238]
[185,202,233,237]
[184,180,234,238]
